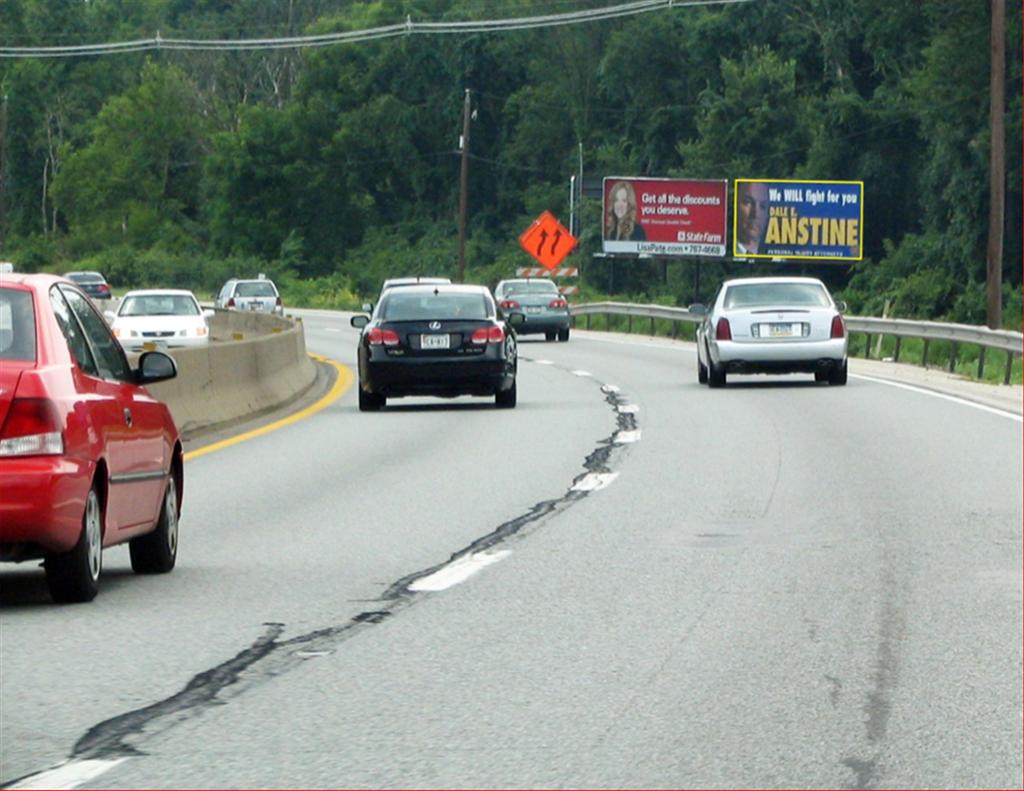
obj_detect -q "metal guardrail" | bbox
[570,301,1024,384]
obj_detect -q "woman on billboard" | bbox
[605,181,647,241]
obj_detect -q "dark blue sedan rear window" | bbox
[0,289,36,361]
[382,292,489,321]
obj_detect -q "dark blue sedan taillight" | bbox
[470,326,504,344]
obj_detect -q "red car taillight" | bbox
[471,326,505,344]
[368,328,400,346]
[549,298,568,309]
[715,318,732,341]
[0,398,64,456]
[226,297,235,308]
[500,299,520,311]
[830,314,846,339]
[276,296,283,307]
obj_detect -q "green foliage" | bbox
[279,271,361,311]
[50,61,207,252]
[3,234,60,273]
[0,0,1019,330]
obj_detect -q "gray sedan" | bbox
[693,276,848,387]
[494,278,570,341]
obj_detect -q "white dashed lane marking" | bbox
[409,551,512,592]
[571,472,619,492]
[9,759,128,790]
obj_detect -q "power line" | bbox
[0,0,752,59]
[0,0,633,42]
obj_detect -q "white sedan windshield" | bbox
[120,295,200,316]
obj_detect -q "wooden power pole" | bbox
[0,94,7,253]
[456,89,471,284]
[986,0,1005,329]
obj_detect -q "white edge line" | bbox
[572,370,592,377]
[10,759,128,790]
[614,429,642,444]
[850,373,1023,423]
[617,404,639,414]
[534,360,554,365]
[408,550,511,592]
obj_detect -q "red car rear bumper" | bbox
[0,457,93,557]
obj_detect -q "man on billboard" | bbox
[735,181,770,255]
[604,180,647,242]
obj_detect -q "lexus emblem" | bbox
[428,321,442,330]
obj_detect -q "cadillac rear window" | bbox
[724,283,830,309]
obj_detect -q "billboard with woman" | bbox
[602,177,727,257]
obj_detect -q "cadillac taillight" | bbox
[715,318,732,341]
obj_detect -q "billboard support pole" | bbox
[986,0,1005,329]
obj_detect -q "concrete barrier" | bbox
[140,310,317,437]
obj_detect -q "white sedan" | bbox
[108,289,214,351]
[693,276,848,387]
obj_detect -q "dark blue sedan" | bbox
[351,284,524,411]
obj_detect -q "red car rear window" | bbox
[0,289,36,362]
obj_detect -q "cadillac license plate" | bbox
[768,323,796,337]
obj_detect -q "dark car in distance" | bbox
[351,284,524,411]
[63,271,113,301]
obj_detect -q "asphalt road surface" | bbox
[2,310,1021,789]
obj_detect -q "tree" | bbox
[51,61,206,250]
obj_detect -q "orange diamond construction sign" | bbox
[519,211,577,271]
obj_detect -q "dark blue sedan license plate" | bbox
[421,334,450,350]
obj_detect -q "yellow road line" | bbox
[183,354,354,462]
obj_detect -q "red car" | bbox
[0,273,183,602]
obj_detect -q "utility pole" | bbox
[0,94,7,253]
[456,88,471,284]
[986,0,1005,329]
